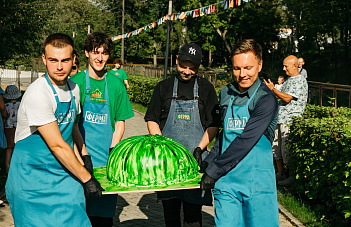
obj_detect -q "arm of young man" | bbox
[72,123,88,165]
[110,120,125,148]
[37,121,91,183]
[147,121,162,135]
[197,127,218,150]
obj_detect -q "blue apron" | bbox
[79,69,117,218]
[212,83,279,227]
[158,76,212,206]
[5,73,91,227]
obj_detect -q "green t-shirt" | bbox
[108,68,128,81]
[69,70,134,131]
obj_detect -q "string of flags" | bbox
[111,0,249,41]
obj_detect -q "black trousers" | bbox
[162,198,202,227]
[89,216,113,227]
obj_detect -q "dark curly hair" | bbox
[84,32,114,55]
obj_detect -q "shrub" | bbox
[288,104,351,223]
[127,75,162,106]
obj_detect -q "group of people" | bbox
[4,32,134,226]
[1,31,308,227]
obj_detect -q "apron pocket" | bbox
[20,163,50,191]
[173,108,195,128]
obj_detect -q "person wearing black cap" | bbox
[144,43,221,227]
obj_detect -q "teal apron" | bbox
[79,70,117,218]
[158,76,212,206]
[5,73,91,227]
[213,83,279,227]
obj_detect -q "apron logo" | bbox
[177,113,191,121]
[227,117,248,130]
[57,109,76,125]
[85,111,108,124]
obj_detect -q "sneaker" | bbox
[277,176,293,187]
[275,173,286,182]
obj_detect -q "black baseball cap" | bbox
[178,43,202,66]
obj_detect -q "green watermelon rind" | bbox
[106,135,199,187]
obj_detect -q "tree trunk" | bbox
[153,41,157,67]
[208,49,213,68]
[181,20,187,44]
[121,0,125,64]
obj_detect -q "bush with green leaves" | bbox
[288,104,351,223]
[127,75,162,106]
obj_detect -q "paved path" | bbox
[0,110,296,226]
[112,111,295,227]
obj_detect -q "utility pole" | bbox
[164,0,172,79]
[121,0,125,64]
[86,25,90,68]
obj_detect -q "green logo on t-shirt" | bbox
[177,113,191,121]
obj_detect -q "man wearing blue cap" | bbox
[145,43,221,227]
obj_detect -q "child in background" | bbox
[4,85,21,176]
[109,58,130,89]
[274,76,285,91]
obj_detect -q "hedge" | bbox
[288,104,351,223]
[127,75,162,106]
[127,75,221,106]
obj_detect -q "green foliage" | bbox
[127,75,162,106]
[287,104,351,224]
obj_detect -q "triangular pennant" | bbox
[200,8,205,16]
[229,0,234,8]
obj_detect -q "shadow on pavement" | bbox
[114,193,215,227]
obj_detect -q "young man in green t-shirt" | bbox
[108,58,129,89]
[70,32,134,227]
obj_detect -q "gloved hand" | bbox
[82,155,93,175]
[83,176,105,199]
[199,161,209,173]
[200,172,215,190]
[193,147,204,167]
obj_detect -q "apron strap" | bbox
[172,76,199,100]
[193,78,199,100]
[44,72,74,104]
[172,77,178,99]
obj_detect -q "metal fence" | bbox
[124,64,164,78]
[0,66,41,91]
[308,81,351,108]
[2,64,351,108]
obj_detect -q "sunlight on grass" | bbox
[131,102,148,114]
[277,190,330,227]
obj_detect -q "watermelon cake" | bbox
[106,135,199,187]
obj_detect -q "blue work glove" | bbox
[82,155,93,175]
[200,172,215,190]
[83,176,105,199]
[193,147,204,167]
